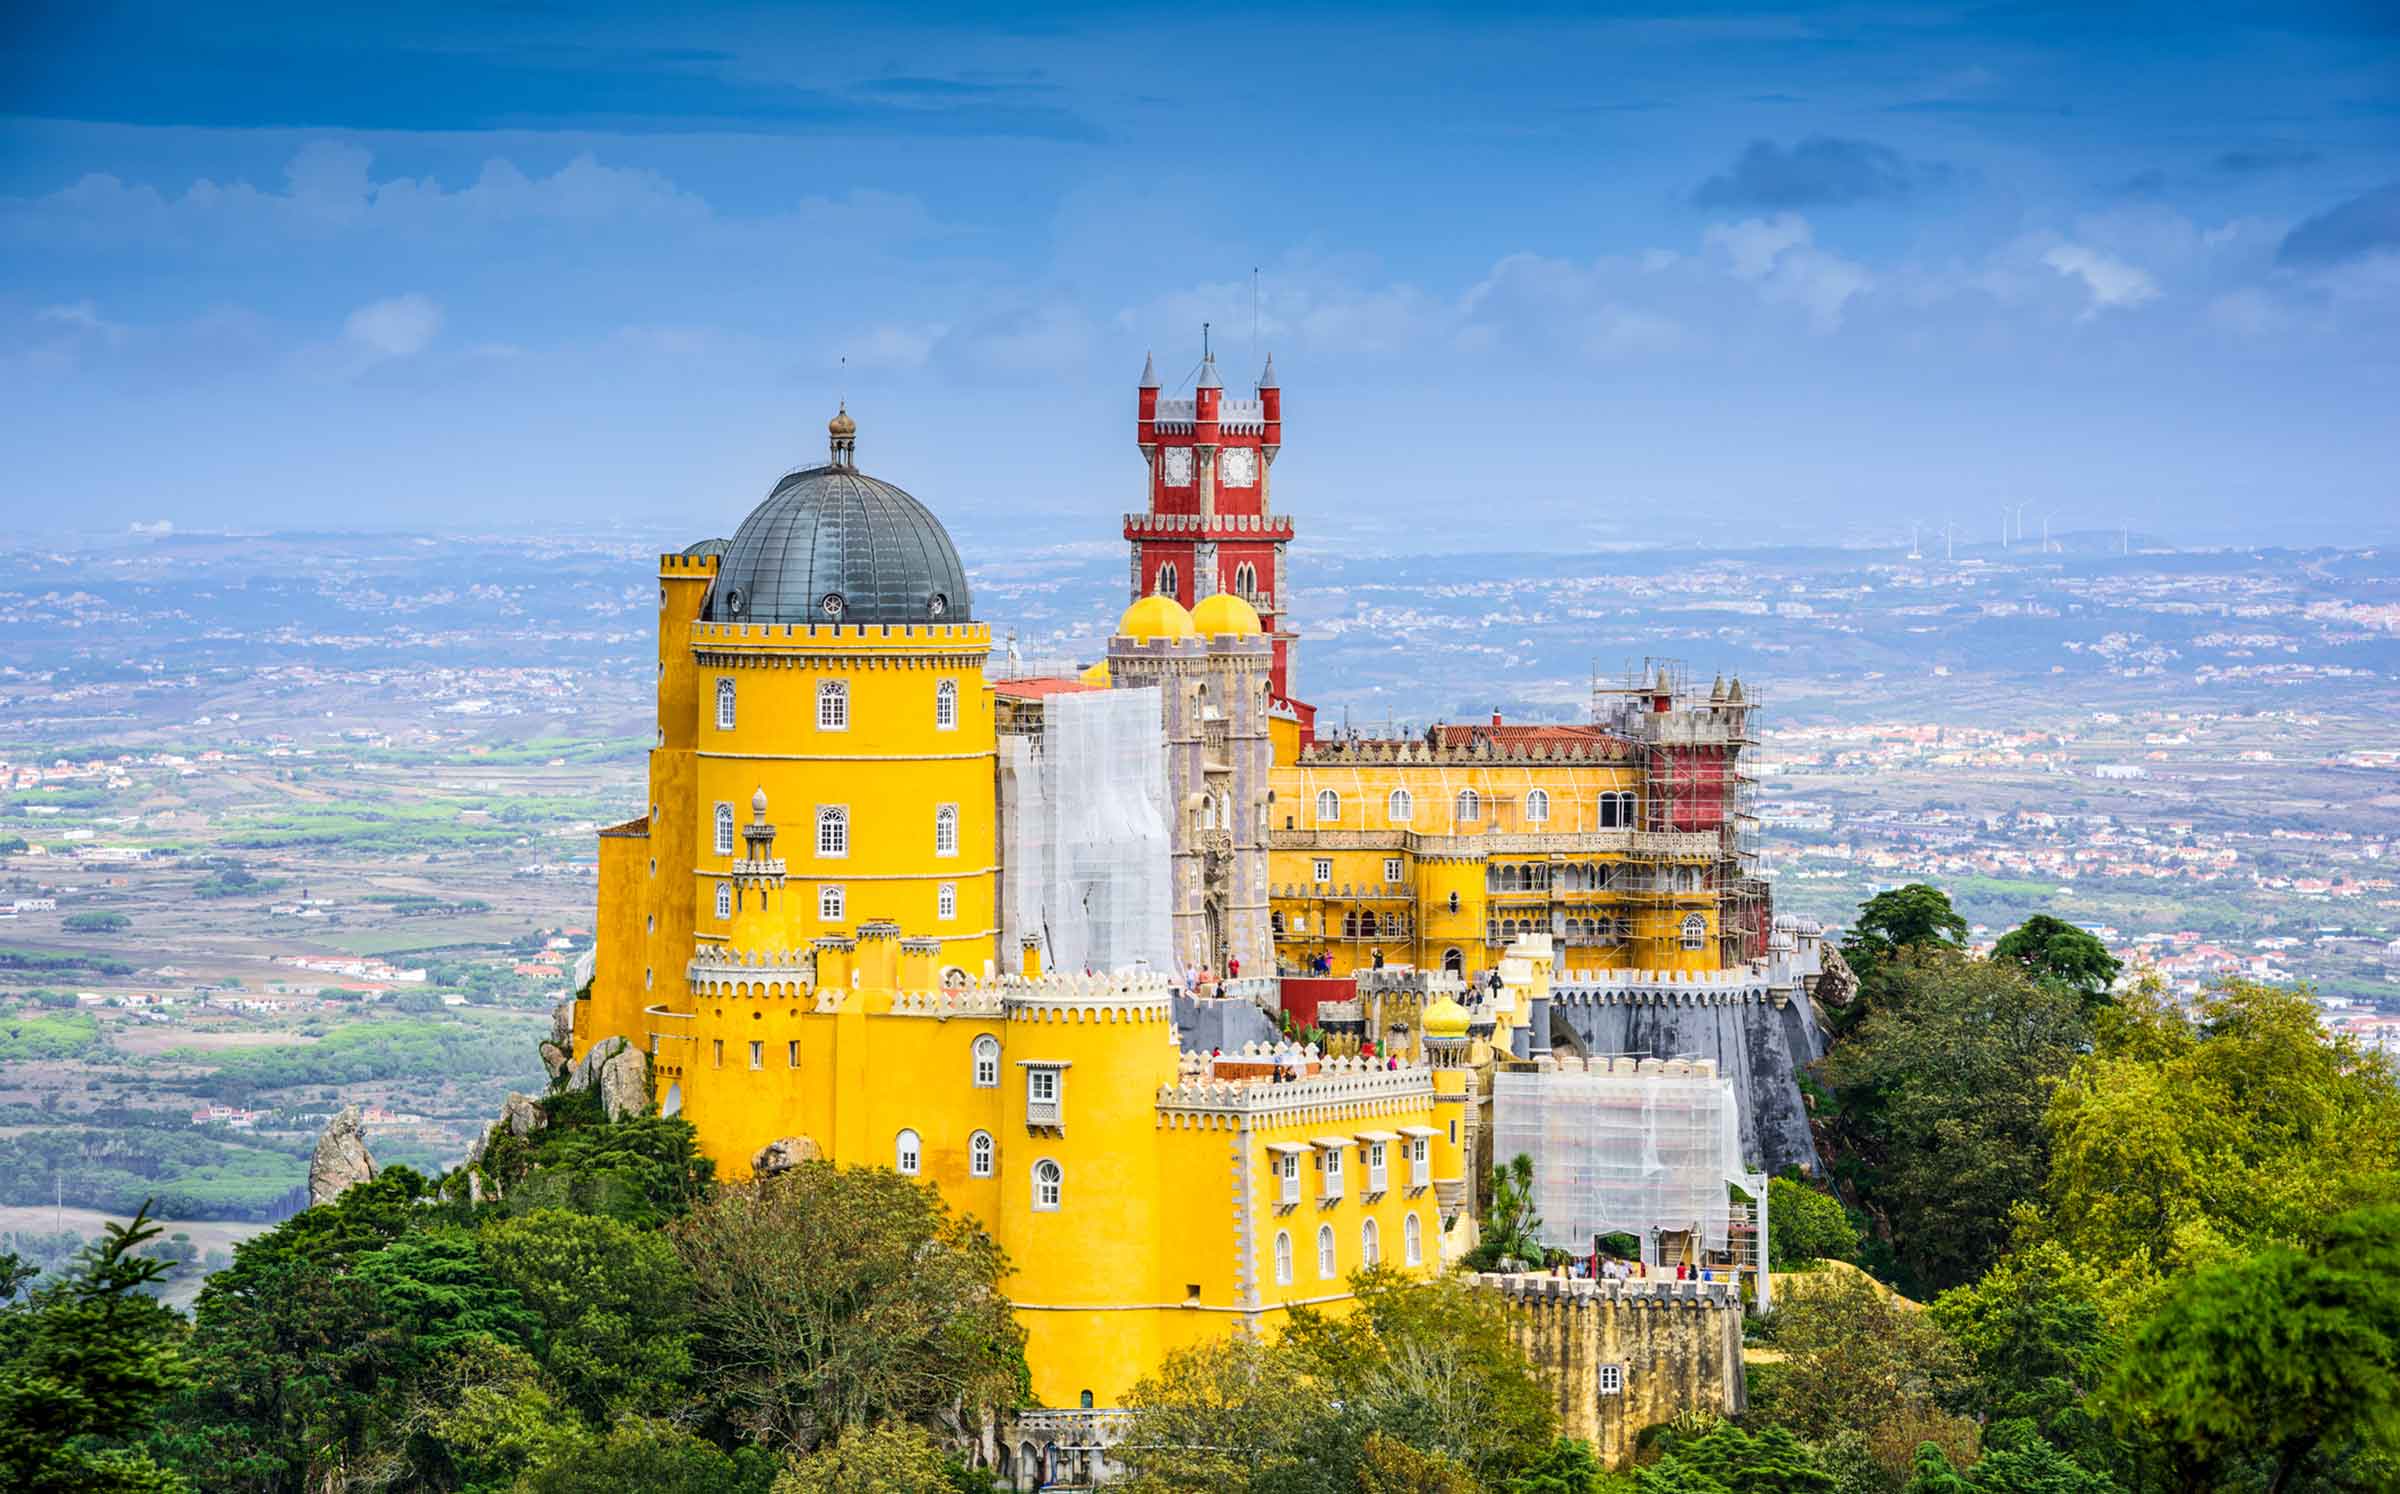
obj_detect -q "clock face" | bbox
[1219,447,1258,487]
[1162,447,1193,485]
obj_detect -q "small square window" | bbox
[1384,857,1403,884]
[820,885,845,921]
[1598,1363,1625,1396]
[1314,858,1332,883]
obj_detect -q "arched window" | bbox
[1387,788,1413,823]
[1526,788,1550,824]
[1317,1224,1337,1279]
[714,882,732,920]
[817,678,848,731]
[1405,1212,1423,1266]
[1362,1218,1381,1267]
[1316,789,1340,823]
[969,1130,994,1178]
[938,882,957,920]
[1155,562,1178,599]
[935,679,958,730]
[972,1035,1001,1088]
[895,1129,920,1176]
[817,806,848,858]
[1456,788,1480,823]
[935,804,959,856]
[1681,913,1708,950]
[1033,1159,1063,1211]
[819,884,844,921]
[1274,1230,1293,1285]
[1442,947,1464,975]
[1235,562,1258,596]
[714,802,736,856]
[715,677,736,730]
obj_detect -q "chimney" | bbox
[900,937,942,991]
[1020,934,1044,980]
[811,936,855,992]
[855,920,900,990]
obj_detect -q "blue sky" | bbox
[2,1,2396,548]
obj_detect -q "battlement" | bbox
[1300,736,1633,766]
[658,553,722,575]
[1156,1050,1434,1120]
[686,620,993,653]
[1550,964,1788,1007]
[1122,512,1295,539]
[1472,1270,1740,1310]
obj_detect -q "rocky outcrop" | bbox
[309,1104,377,1207]
[1812,943,1859,1012]
[753,1135,822,1176]
[537,1041,569,1082]
[565,1035,650,1121]
[550,999,574,1048]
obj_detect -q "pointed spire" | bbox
[1257,351,1277,389]
[1196,352,1222,390]
[1139,350,1158,389]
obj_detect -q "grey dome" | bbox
[705,464,971,626]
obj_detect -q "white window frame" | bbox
[1315,789,1340,823]
[1456,788,1480,823]
[1025,1064,1064,1128]
[1405,1212,1423,1266]
[1313,858,1332,884]
[1274,1230,1293,1285]
[714,881,732,920]
[935,678,958,730]
[972,1035,1001,1088]
[1526,788,1550,823]
[1362,1217,1380,1267]
[970,1130,994,1178]
[1409,1135,1430,1189]
[748,1039,763,1070]
[1682,913,1708,950]
[715,676,736,730]
[938,882,957,920]
[1365,1141,1388,1194]
[817,678,848,731]
[1317,1224,1337,1280]
[935,804,959,857]
[819,884,845,921]
[817,805,848,858]
[1597,1363,1625,1397]
[1384,857,1404,885]
[1278,1150,1302,1207]
[1388,788,1413,823]
[1033,1158,1063,1211]
[895,1128,921,1176]
[1319,1144,1345,1201]
[714,802,736,856]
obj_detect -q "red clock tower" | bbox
[1126,345,1303,708]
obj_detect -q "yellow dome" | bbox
[1079,658,1111,686]
[828,402,856,437]
[1190,591,1264,638]
[1117,593,1197,641]
[1423,996,1472,1039]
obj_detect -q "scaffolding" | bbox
[1492,1058,1765,1286]
[1592,658,1767,965]
[1000,688,1177,977]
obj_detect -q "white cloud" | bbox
[344,295,443,359]
[1704,215,1871,331]
[2042,245,2160,319]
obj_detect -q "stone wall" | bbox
[1476,1272,1745,1470]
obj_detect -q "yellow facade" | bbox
[1268,748,1724,977]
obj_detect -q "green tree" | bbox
[1118,1328,1318,1493]
[0,1204,190,1494]
[1767,1178,1858,1270]
[351,1227,539,1369]
[2103,1204,2400,1494]
[773,1422,972,1494]
[2043,981,2400,1307]
[479,1207,693,1424]
[1465,1153,1544,1271]
[1747,1270,1976,1484]
[472,1090,714,1230]
[1992,916,2121,1012]
[1636,1421,1835,1493]
[516,1416,775,1494]
[1907,1430,2123,1493]
[672,1163,1024,1456]
[1930,1242,2116,1464]
[65,911,131,934]
[1357,1430,1479,1493]
[1842,884,1967,977]
[1826,951,2091,1293]
[1507,1437,1606,1494]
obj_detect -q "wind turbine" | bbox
[1907,521,1923,560]
[2012,502,2030,549]
[2043,510,2062,554]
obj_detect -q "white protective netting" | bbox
[1003,687,1176,978]
[1491,1065,1748,1254]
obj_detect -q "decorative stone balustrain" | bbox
[1471,1270,1741,1307]
[1298,736,1633,766]
[1155,1054,1434,1120]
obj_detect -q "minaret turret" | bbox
[828,403,857,468]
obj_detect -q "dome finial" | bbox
[829,403,857,467]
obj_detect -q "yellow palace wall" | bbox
[1267,757,1721,977]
